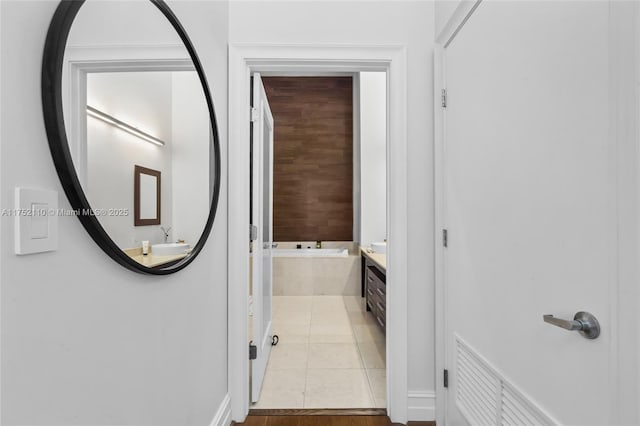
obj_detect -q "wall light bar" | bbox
[86,105,165,147]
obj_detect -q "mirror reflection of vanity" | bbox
[42,0,220,274]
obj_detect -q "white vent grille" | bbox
[501,382,552,426]
[455,335,557,426]
[456,340,499,424]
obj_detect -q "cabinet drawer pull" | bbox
[376,316,385,328]
[376,287,385,297]
[376,301,385,312]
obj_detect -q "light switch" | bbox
[30,203,49,239]
[15,188,58,255]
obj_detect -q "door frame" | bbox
[433,4,481,426]
[434,2,639,425]
[63,44,193,186]
[228,43,408,424]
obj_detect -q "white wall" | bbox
[171,72,211,247]
[435,0,468,39]
[617,3,640,421]
[229,2,436,418]
[359,72,387,247]
[0,1,229,425]
[67,0,184,46]
[87,71,174,249]
[86,70,209,250]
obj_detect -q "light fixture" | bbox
[86,105,165,147]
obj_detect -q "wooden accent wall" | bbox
[262,77,353,242]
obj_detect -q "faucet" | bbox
[160,226,171,243]
[316,240,322,249]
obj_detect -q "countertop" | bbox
[360,246,386,271]
[124,247,188,268]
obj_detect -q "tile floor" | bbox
[251,295,386,409]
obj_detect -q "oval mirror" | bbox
[42,0,220,274]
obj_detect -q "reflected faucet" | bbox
[160,226,171,243]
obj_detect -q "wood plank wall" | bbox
[262,77,353,242]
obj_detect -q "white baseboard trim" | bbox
[408,391,436,421]
[210,393,232,426]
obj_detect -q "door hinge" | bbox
[441,88,447,108]
[443,229,448,248]
[444,369,449,388]
[249,342,257,360]
[250,107,259,122]
[250,224,258,241]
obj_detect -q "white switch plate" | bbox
[14,187,58,255]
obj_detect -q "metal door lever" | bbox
[543,311,600,339]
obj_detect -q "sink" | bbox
[370,242,387,254]
[152,243,190,256]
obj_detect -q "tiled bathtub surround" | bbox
[251,295,386,409]
[273,243,361,295]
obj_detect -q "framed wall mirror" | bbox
[134,165,161,226]
[41,0,220,274]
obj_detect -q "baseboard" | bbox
[407,391,436,421]
[210,393,232,426]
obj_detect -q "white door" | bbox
[442,2,616,425]
[251,73,275,403]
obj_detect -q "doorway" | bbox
[249,73,387,410]
[228,44,409,424]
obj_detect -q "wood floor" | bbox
[233,415,434,426]
[234,415,389,426]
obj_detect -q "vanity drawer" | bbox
[365,263,386,332]
[366,285,382,312]
[365,271,379,293]
[366,267,385,290]
[366,286,384,310]
[372,282,386,299]
[375,314,386,332]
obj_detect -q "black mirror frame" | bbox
[41,0,221,275]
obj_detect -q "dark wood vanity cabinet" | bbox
[364,259,386,332]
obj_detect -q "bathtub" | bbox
[273,248,348,257]
[272,242,360,295]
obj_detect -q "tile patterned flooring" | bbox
[252,296,386,409]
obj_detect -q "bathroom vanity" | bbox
[124,247,188,268]
[360,248,387,332]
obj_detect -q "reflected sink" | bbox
[370,242,387,254]
[152,243,190,256]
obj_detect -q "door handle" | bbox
[543,311,600,339]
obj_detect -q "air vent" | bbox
[455,337,500,424]
[455,335,557,426]
[502,382,552,426]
